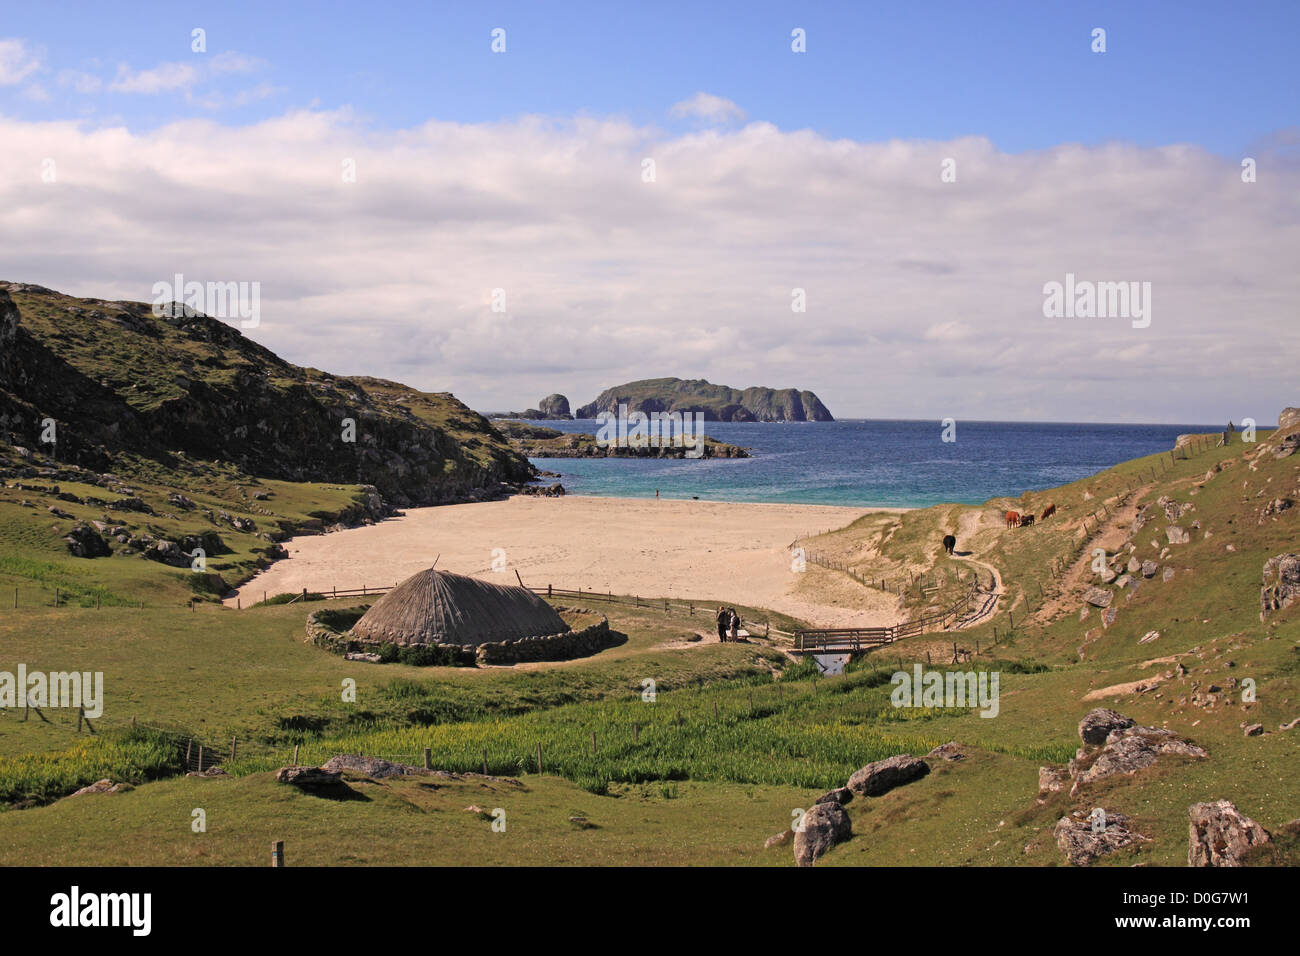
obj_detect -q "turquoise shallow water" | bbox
[527,418,1224,508]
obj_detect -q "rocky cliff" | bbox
[0,283,533,506]
[574,377,833,422]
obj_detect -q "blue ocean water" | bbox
[528,419,1222,508]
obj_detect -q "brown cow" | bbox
[1005,510,1021,528]
[1040,503,1056,521]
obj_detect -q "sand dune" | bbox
[228,495,905,627]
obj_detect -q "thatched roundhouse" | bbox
[351,569,569,647]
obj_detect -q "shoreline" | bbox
[228,495,910,627]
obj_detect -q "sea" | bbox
[526,419,1223,509]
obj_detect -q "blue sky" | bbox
[4,0,1297,154]
[1,2,1297,422]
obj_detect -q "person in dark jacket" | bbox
[715,606,729,642]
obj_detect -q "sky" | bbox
[1,1,1297,423]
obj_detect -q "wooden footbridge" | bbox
[792,581,983,653]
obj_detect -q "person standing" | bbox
[715,606,729,642]
[729,608,741,642]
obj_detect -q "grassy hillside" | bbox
[0,415,1296,866]
[0,282,532,507]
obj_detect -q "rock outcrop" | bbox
[1188,800,1271,866]
[1261,553,1300,619]
[793,801,852,866]
[1054,810,1147,866]
[575,377,834,422]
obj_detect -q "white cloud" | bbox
[108,61,199,93]
[0,38,41,85]
[670,92,746,124]
[0,110,1295,423]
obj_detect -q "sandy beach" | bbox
[228,496,907,627]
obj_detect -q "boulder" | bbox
[1127,557,1141,574]
[926,741,966,762]
[64,522,111,558]
[1083,587,1113,608]
[1261,553,1300,619]
[1243,723,1264,737]
[793,801,852,867]
[320,754,423,779]
[1278,407,1300,432]
[1054,811,1146,866]
[1141,560,1158,578]
[1078,708,1134,745]
[274,766,342,788]
[815,786,854,806]
[1072,726,1207,791]
[847,754,930,797]
[1188,800,1271,866]
[1166,526,1190,545]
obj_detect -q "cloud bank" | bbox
[1,107,1296,423]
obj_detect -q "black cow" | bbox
[1020,513,1036,527]
[942,534,956,555]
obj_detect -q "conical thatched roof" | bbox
[351,569,569,647]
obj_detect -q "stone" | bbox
[1163,567,1176,583]
[1073,726,1207,791]
[793,801,852,867]
[1243,723,1264,737]
[847,754,930,797]
[1167,526,1190,545]
[1188,800,1271,866]
[1139,630,1160,645]
[320,754,424,778]
[815,786,854,806]
[64,522,111,558]
[274,766,342,788]
[1261,553,1300,619]
[1038,766,1069,794]
[70,778,132,796]
[1083,587,1113,608]
[1127,557,1141,574]
[764,829,793,849]
[926,741,966,762]
[1054,811,1146,866]
[1141,560,1158,578]
[1078,708,1134,745]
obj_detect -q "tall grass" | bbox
[0,727,181,808]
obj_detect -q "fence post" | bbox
[633,722,639,744]
[76,707,83,733]
[197,745,203,773]
[423,747,432,770]
[536,742,543,774]
[186,739,192,766]
[231,737,237,761]
[293,744,299,766]
[482,748,488,775]
[591,732,597,755]
[272,840,284,868]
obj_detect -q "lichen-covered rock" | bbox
[1078,708,1134,745]
[1261,553,1300,619]
[1188,800,1271,866]
[793,801,852,866]
[1055,810,1146,866]
[1083,587,1113,608]
[815,786,854,806]
[320,754,425,779]
[274,766,342,788]
[1141,560,1158,578]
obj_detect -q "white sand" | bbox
[227,495,905,627]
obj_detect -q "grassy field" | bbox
[1,424,1297,865]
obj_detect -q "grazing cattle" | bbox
[1005,511,1021,528]
[1020,513,1036,527]
[1040,503,1057,521]
[942,534,956,555]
